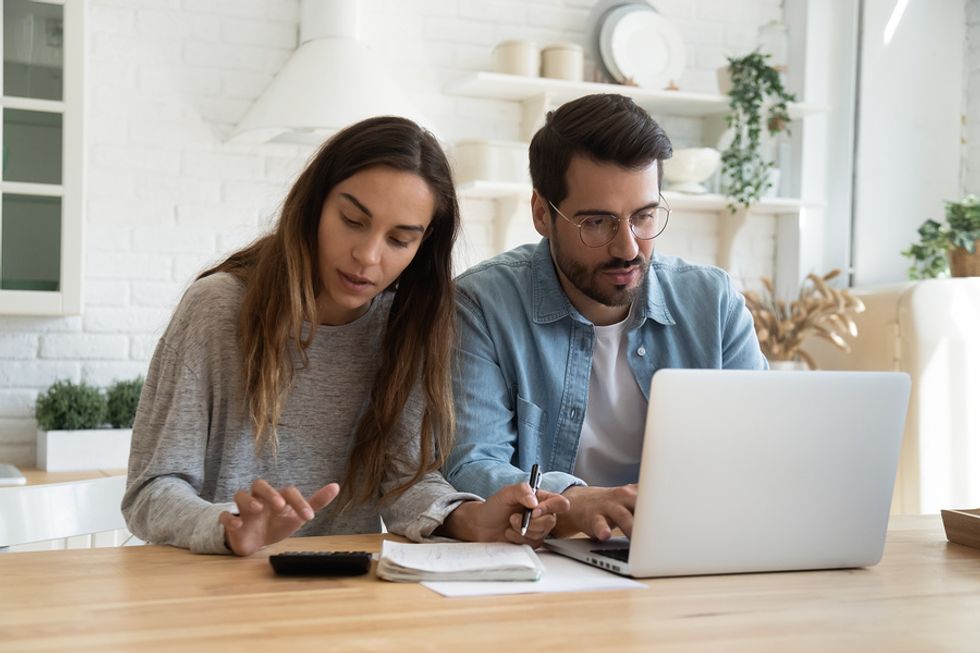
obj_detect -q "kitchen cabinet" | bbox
[0,0,83,315]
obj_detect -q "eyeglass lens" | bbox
[578,208,669,247]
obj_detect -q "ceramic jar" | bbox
[541,43,584,81]
[492,40,540,77]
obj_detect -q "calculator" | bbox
[268,550,373,576]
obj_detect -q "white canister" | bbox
[492,40,540,77]
[541,43,584,81]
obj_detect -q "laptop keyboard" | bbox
[592,547,629,562]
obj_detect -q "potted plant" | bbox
[719,51,796,213]
[106,376,144,429]
[742,269,865,369]
[902,194,980,279]
[34,378,140,471]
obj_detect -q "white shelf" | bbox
[0,181,64,197]
[457,180,819,273]
[1,96,66,113]
[458,180,809,214]
[457,180,531,200]
[446,71,827,291]
[444,72,826,120]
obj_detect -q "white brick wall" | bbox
[0,0,841,462]
[966,0,980,195]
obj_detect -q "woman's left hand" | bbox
[442,482,570,547]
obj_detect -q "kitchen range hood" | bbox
[230,0,420,145]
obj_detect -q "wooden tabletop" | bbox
[1,515,978,652]
[19,467,126,486]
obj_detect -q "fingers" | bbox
[233,489,264,519]
[535,491,570,516]
[523,512,558,540]
[219,510,249,556]
[309,483,341,511]
[507,492,568,528]
[607,504,634,538]
[616,484,638,513]
[219,509,243,533]
[506,504,559,542]
[251,478,287,512]
[492,481,540,510]
[247,479,339,519]
[503,527,526,545]
[280,485,315,521]
[589,513,613,541]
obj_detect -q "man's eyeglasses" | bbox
[547,196,670,248]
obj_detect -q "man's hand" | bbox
[218,479,341,556]
[440,482,570,547]
[552,484,637,540]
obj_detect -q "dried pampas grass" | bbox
[743,269,865,370]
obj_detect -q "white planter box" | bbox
[36,428,133,471]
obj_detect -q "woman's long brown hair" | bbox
[198,116,460,507]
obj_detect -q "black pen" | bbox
[520,463,542,536]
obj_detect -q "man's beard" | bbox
[552,237,648,307]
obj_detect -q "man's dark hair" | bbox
[528,94,673,207]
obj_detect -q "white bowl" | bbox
[662,147,721,194]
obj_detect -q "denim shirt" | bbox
[443,240,768,498]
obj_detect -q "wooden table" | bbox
[20,467,126,486]
[1,516,978,652]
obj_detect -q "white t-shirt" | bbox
[572,314,648,487]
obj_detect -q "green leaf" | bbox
[721,50,795,211]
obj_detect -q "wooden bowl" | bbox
[941,508,980,550]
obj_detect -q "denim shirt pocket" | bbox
[515,395,547,467]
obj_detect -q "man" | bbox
[444,94,767,541]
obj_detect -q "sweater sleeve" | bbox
[378,386,482,541]
[121,304,235,555]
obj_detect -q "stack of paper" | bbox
[376,541,544,582]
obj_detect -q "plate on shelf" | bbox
[598,3,686,89]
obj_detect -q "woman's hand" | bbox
[218,479,341,556]
[440,482,570,547]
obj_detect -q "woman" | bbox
[122,117,567,555]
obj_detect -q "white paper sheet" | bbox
[421,551,647,597]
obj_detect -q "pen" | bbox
[520,463,542,536]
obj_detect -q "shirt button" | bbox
[637,346,647,356]
[570,408,578,419]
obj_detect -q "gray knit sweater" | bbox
[122,273,477,554]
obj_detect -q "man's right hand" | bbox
[552,484,637,541]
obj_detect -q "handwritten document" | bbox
[377,541,544,582]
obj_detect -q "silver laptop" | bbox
[545,369,911,577]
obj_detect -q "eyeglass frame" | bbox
[545,195,671,248]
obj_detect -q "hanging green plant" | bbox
[721,51,796,213]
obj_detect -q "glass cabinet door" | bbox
[3,0,63,100]
[0,0,81,315]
